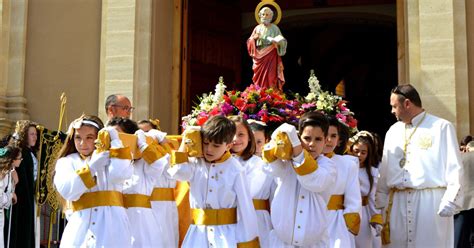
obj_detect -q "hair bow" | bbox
[0,147,8,157]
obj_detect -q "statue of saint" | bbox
[247,6,287,91]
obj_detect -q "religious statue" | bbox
[247,5,287,91]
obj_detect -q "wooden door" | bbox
[182,0,241,118]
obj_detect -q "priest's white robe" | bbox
[376,112,463,248]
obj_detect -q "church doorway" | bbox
[184,0,397,137]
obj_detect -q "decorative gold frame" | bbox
[254,0,282,25]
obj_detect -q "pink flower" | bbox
[302,103,316,109]
[336,113,347,123]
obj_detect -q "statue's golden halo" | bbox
[254,0,282,25]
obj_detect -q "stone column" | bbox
[0,0,29,136]
[399,0,469,137]
[98,0,152,122]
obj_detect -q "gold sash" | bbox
[150,187,175,201]
[381,187,446,245]
[71,191,124,212]
[123,194,151,209]
[191,208,237,225]
[327,194,344,210]
[253,199,270,211]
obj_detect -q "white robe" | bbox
[376,112,463,248]
[123,155,169,247]
[236,155,275,248]
[325,154,361,248]
[0,171,13,248]
[263,153,336,247]
[54,153,133,248]
[355,167,381,248]
[150,168,179,248]
[167,153,259,247]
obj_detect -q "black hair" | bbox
[138,120,158,129]
[460,135,473,147]
[298,111,329,136]
[249,122,268,141]
[391,84,422,107]
[350,132,377,191]
[107,117,138,134]
[327,115,350,155]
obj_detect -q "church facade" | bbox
[0,0,472,138]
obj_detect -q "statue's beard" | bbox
[261,18,271,25]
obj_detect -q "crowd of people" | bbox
[0,84,471,248]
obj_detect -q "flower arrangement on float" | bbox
[181,70,358,134]
[297,70,358,134]
[181,77,302,129]
[181,77,228,128]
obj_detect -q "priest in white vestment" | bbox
[376,84,463,248]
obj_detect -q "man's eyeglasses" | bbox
[15,157,23,161]
[112,104,135,113]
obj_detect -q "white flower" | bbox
[308,69,321,94]
[305,92,317,102]
[213,76,227,104]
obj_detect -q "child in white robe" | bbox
[229,115,274,247]
[54,115,133,248]
[146,128,179,248]
[350,131,383,248]
[168,115,260,247]
[107,118,169,247]
[0,145,21,247]
[248,119,268,157]
[323,116,361,248]
[262,112,336,247]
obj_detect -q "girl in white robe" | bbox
[350,131,384,248]
[0,145,21,248]
[108,119,169,247]
[144,129,179,248]
[54,115,133,248]
[229,116,275,247]
[262,112,336,247]
[168,115,260,247]
[323,116,361,248]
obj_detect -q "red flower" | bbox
[261,112,269,123]
[209,107,220,116]
[196,115,208,126]
[271,92,283,101]
[223,95,231,104]
[269,115,284,122]
[347,116,358,128]
[234,98,245,110]
[245,103,256,112]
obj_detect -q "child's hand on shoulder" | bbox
[182,126,203,157]
[272,123,301,147]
